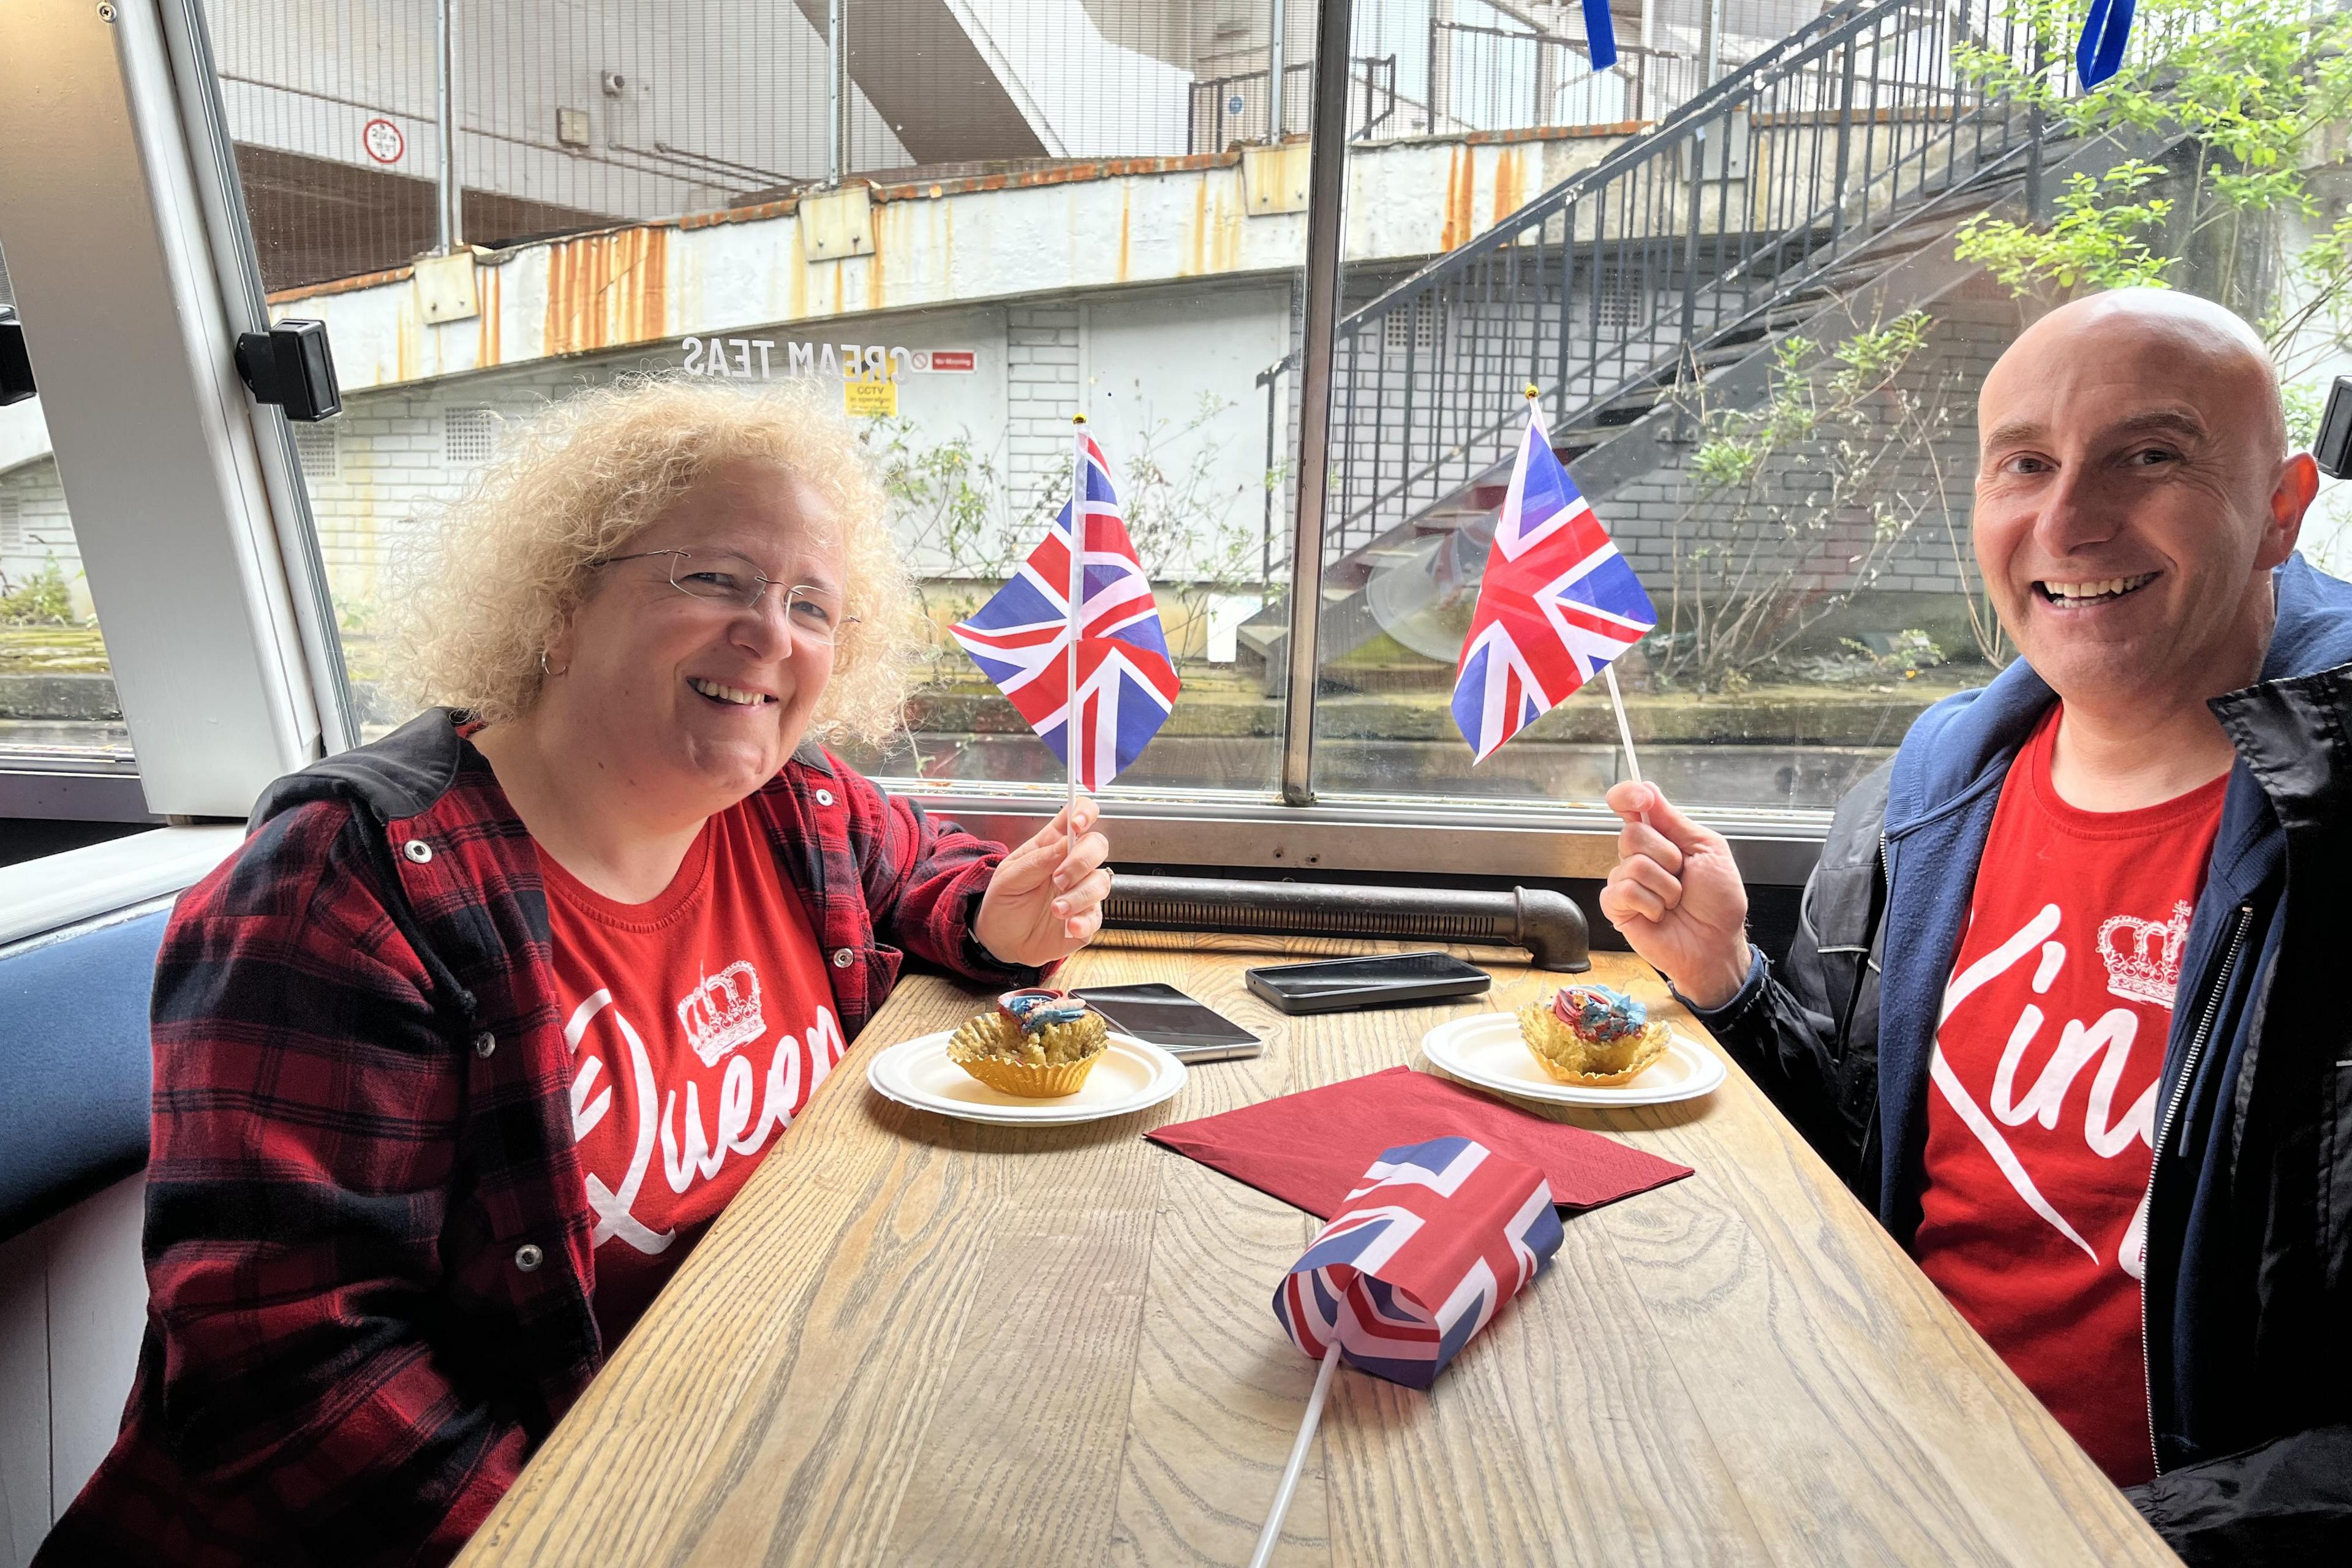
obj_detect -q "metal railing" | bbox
[1299,0,2067,566]
[1427,20,1702,131]
[1188,55,1401,153]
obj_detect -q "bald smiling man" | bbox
[1602,290,2351,1563]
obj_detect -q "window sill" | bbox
[0,823,243,949]
[881,779,1829,884]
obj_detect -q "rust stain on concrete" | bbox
[1491,148,1525,229]
[542,227,669,356]
[266,263,415,306]
[1206,178,1240,273]
[788,222,809,320]
[1186,180,1209,276]
[474,265,502,366]
[1117,189,1132,282]
[1441,147,1474,252]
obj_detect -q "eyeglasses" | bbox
[594,549,855,647]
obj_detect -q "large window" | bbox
[202,0,2070,832]
[201,0,1318,802]
[68,0,2348,847]
[0,242,134,784]
[1310,0,2015,812]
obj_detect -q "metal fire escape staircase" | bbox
[1245,0,2141,686]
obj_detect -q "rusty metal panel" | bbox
[412,251,479,325]
[1241,143,1310,217]
[801,185,875,261]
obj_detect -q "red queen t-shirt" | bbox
[1915,705,2227,1487]
[542,803,841,1345]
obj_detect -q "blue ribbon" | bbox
[2077,0,2135,89]
[1581,0,1619,72]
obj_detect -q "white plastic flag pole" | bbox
[1066,416,1087,856]
[1604,663,1648,823]
[1248,1342,1340,1568]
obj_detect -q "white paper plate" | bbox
[865,1028,1188,1126]
[1422,1010,1727,1107]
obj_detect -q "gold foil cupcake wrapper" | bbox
[948,1009,1110,1098]
[1517,1003,1670,1086]
[952,1050,1106,1099]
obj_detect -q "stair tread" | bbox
[1307,51,2158,587]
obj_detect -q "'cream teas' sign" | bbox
[678,336,978,380]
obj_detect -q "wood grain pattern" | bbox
[456,937,2180,1568]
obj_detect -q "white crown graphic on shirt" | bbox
[677,960,766,1066]
[2097,901,2192,1010]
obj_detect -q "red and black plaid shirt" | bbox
[40,712,1030,1567]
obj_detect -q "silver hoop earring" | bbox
[540,649,566,678]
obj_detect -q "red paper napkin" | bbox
[1147,1066,1691,1219]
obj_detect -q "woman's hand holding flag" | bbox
[974,796,1113,967]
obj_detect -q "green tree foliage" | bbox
[861,400,1275,687]
[1661,311,1983,687]
[1957,160,2177,292]
[1952,0,2352,373]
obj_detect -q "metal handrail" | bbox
[1267,0,2073,567]
[1187,55,1400,152]
[1293,0,1894,374]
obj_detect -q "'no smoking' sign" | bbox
[363,118,405,165]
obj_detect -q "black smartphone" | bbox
[1070,983,1264,1062]
[1243,951,1491,1016]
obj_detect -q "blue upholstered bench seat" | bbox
[0,905,167,1240]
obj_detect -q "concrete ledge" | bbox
[0,674,119,723]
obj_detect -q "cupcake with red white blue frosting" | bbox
[947,987,1110,1098]
[1517,983,1670,1086]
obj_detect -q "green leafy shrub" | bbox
[0,560,78,627]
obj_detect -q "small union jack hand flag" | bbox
[1272,1137,1563,1389]
[949,435,1181,790]
[1452,404,1657,763]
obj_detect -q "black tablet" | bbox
[1069,982,1265,1061]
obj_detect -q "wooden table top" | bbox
[457,933,2177,1568]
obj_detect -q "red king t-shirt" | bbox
[543,802,843,1346]
[1915,704,2227,1487]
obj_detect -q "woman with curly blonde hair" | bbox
[45,379,1110,1568]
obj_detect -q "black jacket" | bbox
[1691,556,2352,1564]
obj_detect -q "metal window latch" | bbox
[234,318,341,423]
[0,308,33,406]
[2315,375,2352,479]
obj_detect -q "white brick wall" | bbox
[0,459,90,617]
[1609,286,2022,606]
[1004,304,1082,511]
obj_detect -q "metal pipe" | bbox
[1428,0,1453,132]
[435,0,459,252]
[826,0,844,184]
[1702,0,1723,85]
[1261,366,1280,584]
[1278,0,1358,804]
[1104,875,1592,973]
[1266,0,1287,141]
